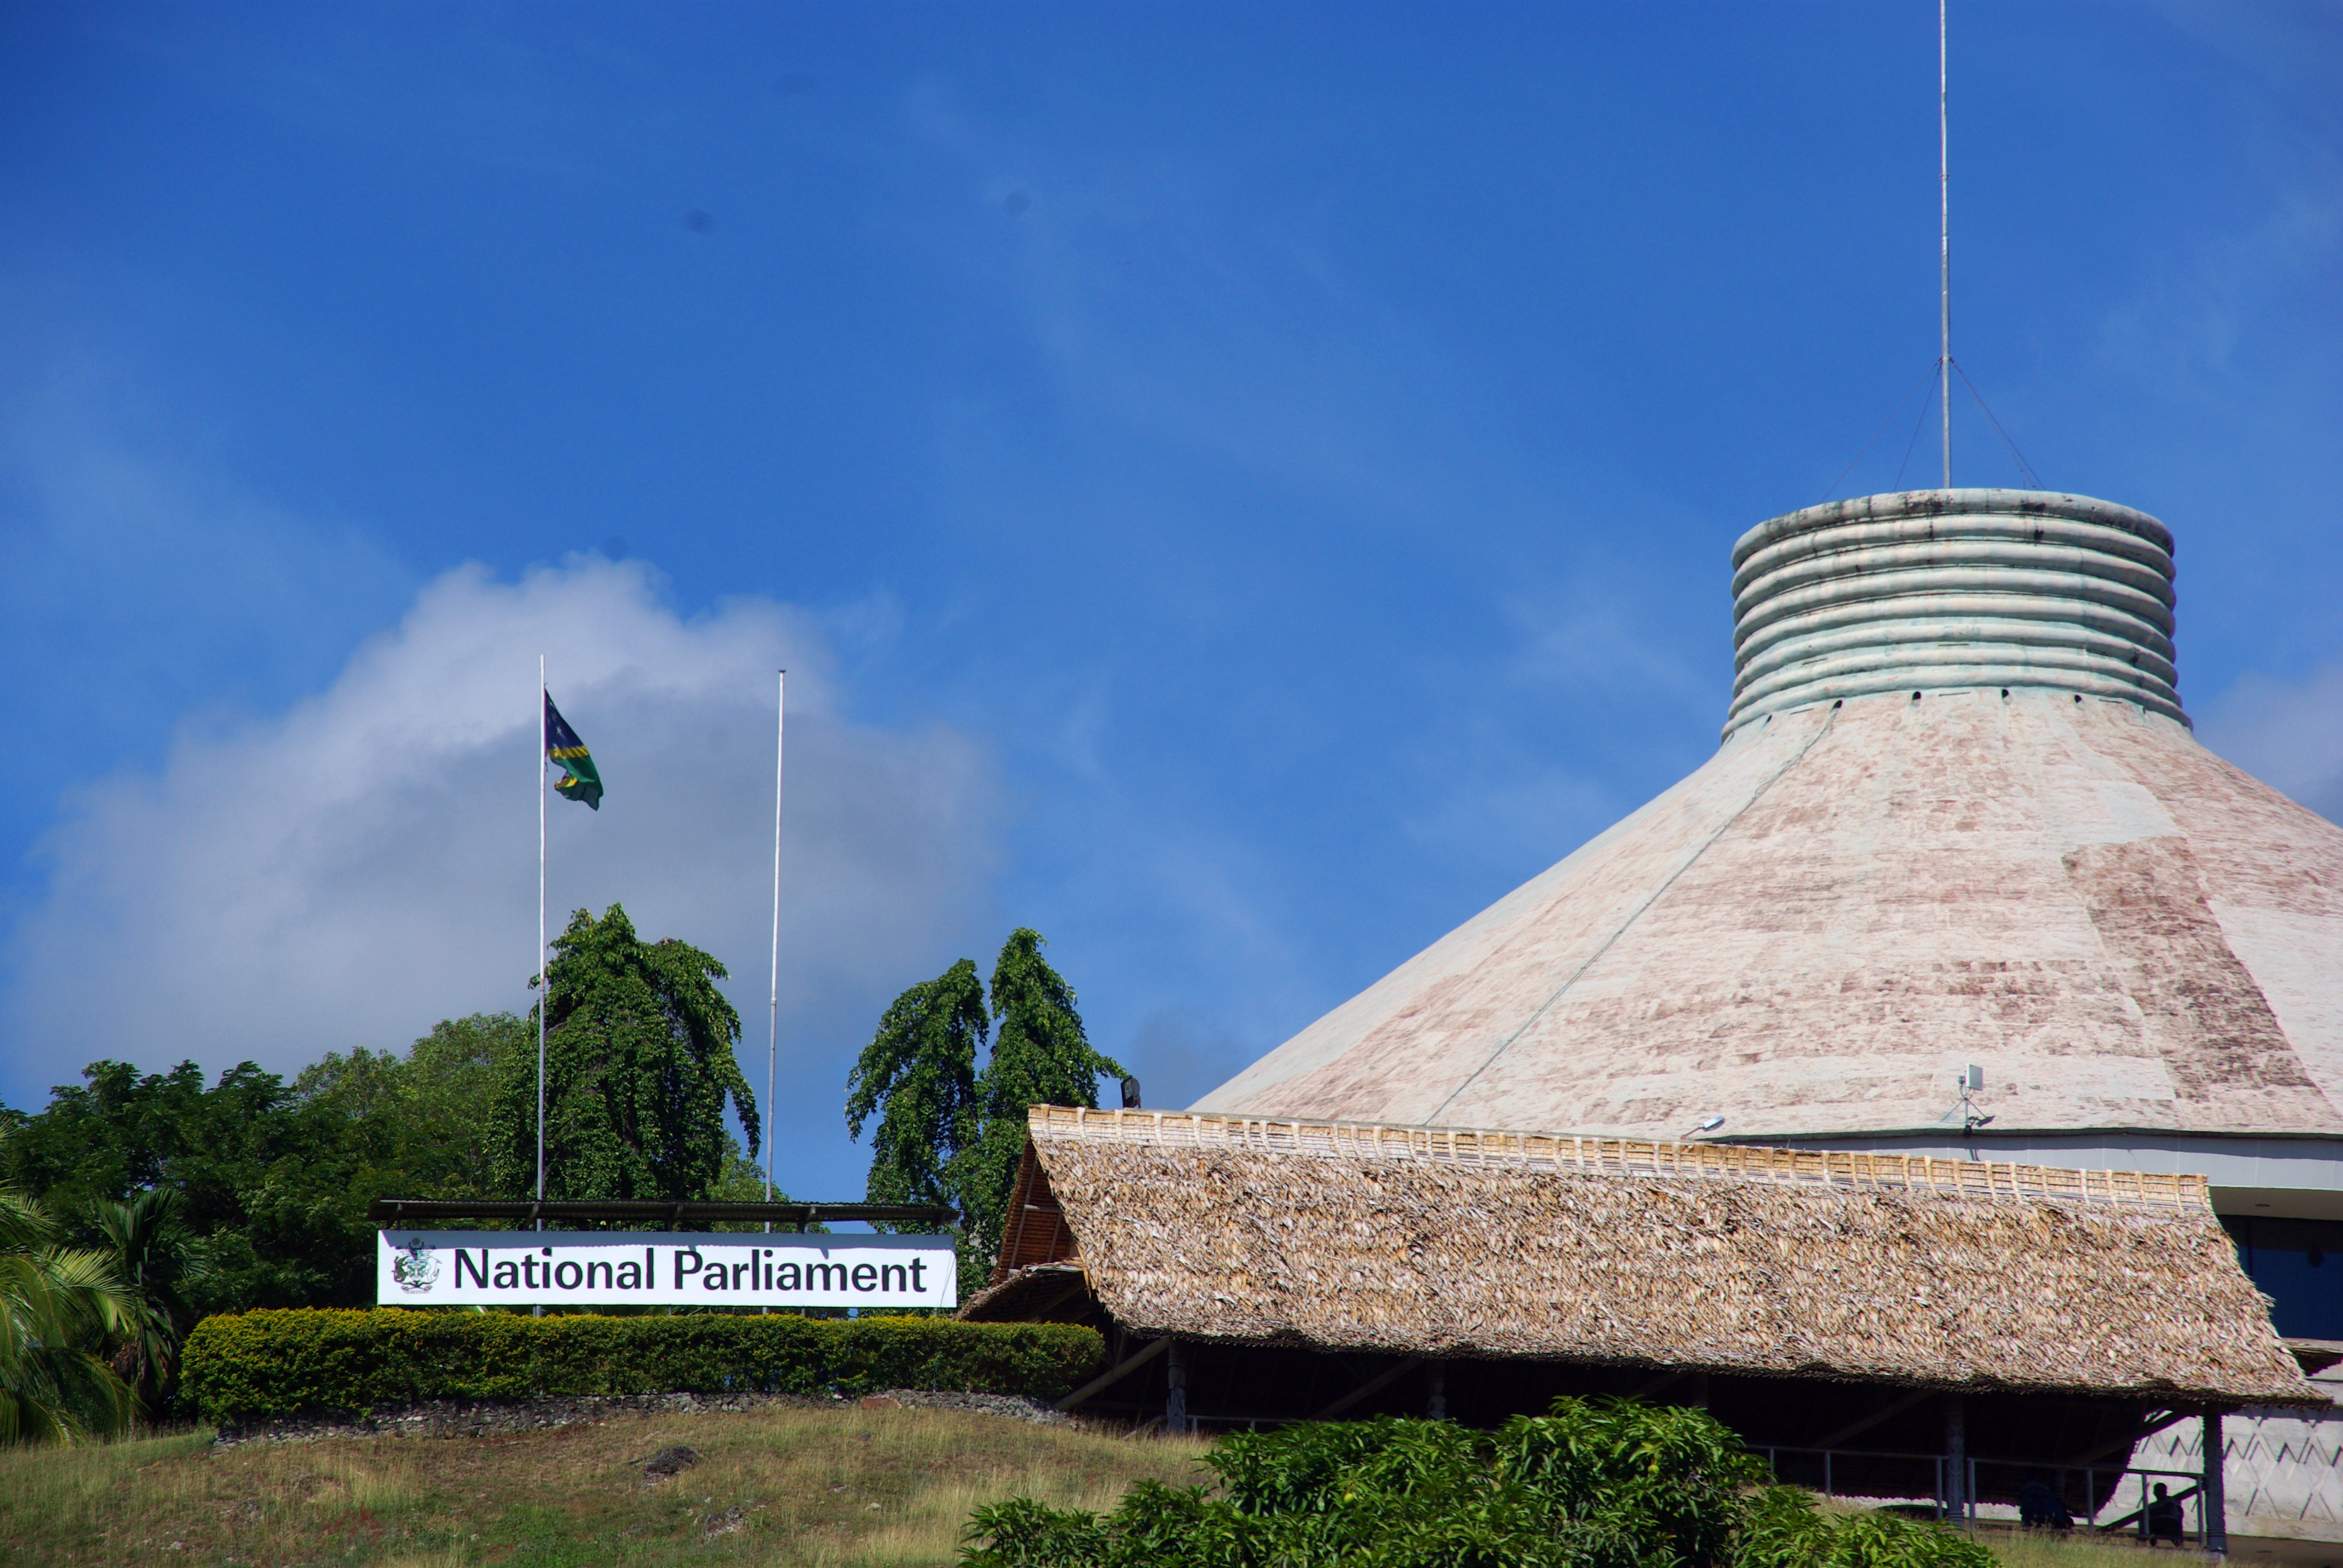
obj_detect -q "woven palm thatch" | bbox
[978,1107,2316,1407]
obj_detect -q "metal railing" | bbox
[1757,1446,2212,1544]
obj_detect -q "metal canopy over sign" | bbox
[377,1230,957,1310]
[365,1198,956,1230]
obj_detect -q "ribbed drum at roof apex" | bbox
[1726,488,2182,734]
[1195,488,2343,1146]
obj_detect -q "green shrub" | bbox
[1743,1481,1996,1566]
[962,1397,1999,1568]
[1738,1488,1995,1568]
[182,1308,1102,1425]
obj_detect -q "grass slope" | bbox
[1989,1535,2200,1568]
[0,1408,2243,1568]
[0,1405,1208,1568]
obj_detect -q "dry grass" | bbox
[1984,1527,2233,1568]
[3,1412,2291,1568]
[1985,1535,2166,1568]
[0,1406,1210,1568]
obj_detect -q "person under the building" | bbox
[2145,1483,2187,1546]
[2017,1479,2073,1530]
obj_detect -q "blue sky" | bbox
[2,2,2338,1204]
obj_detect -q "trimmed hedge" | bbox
[183,1309,1104,1425]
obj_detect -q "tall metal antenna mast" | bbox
[1939,0,1951,488]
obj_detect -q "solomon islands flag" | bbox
[544,693,603,809]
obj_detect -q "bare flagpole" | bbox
[1939,0,1952,489]
[765,670,785,1206]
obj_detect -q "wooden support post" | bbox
[1816,1387,1936,1451]
[1055,1334,1170,1412]
[2059,1407,2189,1468]
[1018,1275,1092,1321]
[1311,1356,1425,1420]
[1944,1393,1967,1527]
[1627,1367,1691,1401]
[2201,1410,2227,1556]
[1427,1362,1447,1421]
[1165,1339,1189,1434]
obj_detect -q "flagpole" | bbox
[765,670,785,1206]
[531,659,547,1315]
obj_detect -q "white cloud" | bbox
[5,558,1004,1128]
[2198,660,2343,826]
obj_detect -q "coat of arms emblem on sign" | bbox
[392,1238,440,1293]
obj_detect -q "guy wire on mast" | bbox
[1821,7,2044,506]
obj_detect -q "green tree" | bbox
[960,930,1124,1269]
[300,1013,520,1201]
[88,1187,211,1416]
[0,1187,135,1445]
[845,930,1122,1283]
[0,1014,520,1328]
[845,959,988,1210]
[0,1060,364,1313]
[490,904,761,1202]
[402,1014,524,1197]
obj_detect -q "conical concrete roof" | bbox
[1198,489,2343,1145]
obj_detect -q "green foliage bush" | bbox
[183,1308,1103,1425]
[961,1397,1999,1568]
[0,1016,525,1316]
[1736,1487,1995,1568]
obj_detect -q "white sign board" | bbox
[377,1230,957,1310]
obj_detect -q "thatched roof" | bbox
[966,1106,2319,1408]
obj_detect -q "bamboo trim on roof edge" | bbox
[1024,1105,2210,1210]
